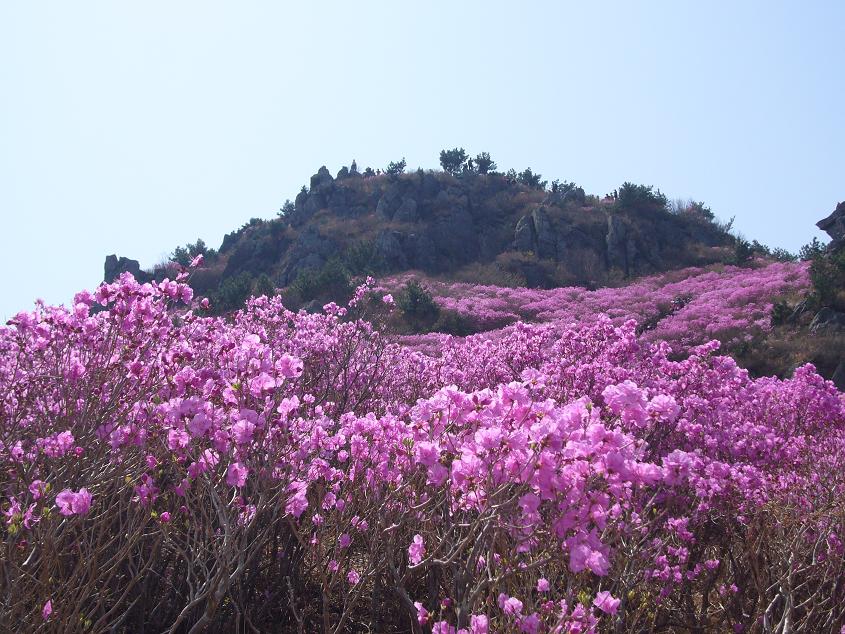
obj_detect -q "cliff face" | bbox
[214,167,729,287]
[817,201,845,252]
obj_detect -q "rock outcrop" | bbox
[104,255,150,284]
[606,215,631,273]
[817,201,845,251]
[513,206,557,259]
[310,165,334,191]
[832,359,845,391]
[809,307,845,334]
[393,197,418,223]
[112,165,736,311]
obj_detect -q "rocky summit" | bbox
[106,162,734,307]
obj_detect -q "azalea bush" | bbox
[0,269,843,633]
[387,261,809,352]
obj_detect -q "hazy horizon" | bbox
[2,1,843,320]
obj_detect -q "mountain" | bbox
[105,162,737,312]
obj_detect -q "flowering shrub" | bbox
[0,271,842,632]
[387,261,809,352]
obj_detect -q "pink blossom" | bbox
[55,488,92,516]
[470,615,489,634]
[276,354,304,378]
[28,480,46,500]
[408,534,425,565]
[226,462,248,487]
[231,418,256,445]
[593,590,620,615]
[414,602,430,626]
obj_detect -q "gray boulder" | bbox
[375,230,408,268]
[606,214,629,272]
[532,207,557,259]
[430,207,477,265]
[376,183,403,219]
[512,206,556,259]
[328,187,350,213]
[514,215,535,252]
[787,298,810,324]
[809,307,845,334]
[407,232,437,270]
[393,197,419,223]
[303,194,323,216]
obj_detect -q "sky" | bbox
[1,1,843,320]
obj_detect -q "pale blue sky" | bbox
[1,1,843,319]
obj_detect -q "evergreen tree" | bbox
[474,151,496,174]
[439,148,468,175]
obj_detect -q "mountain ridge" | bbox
[105,159,741,312]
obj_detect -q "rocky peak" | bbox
[310,165,334,191]
[104,255,151,284]
[817,201,845,252]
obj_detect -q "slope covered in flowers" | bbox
[390,261,808,353]
[1,270,842,633]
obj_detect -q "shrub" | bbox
[290,258,352,304]
[809,247,845,309]
[517,167,546,189]
[2,274,842,632]
[252,273,276,298]
[213,271,254,312]
[800,237,826,261]
[770,299,791,326]
[431,309,476,335]
[171,238,216,267]
[770,247,798,262]
[343,240,386,276]
[734,237,754,265]
[615,182,668,210]
[550,179,579,196]
[396,280,439,319]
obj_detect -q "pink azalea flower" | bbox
[408,534,425,565]
[593,590,620,615]
[226,462,248,487]
[55,488,92,516]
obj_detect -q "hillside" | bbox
[102,157,845,386]
[9,246,845,632]
[9,163,844,631]
[105,158,737,312]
